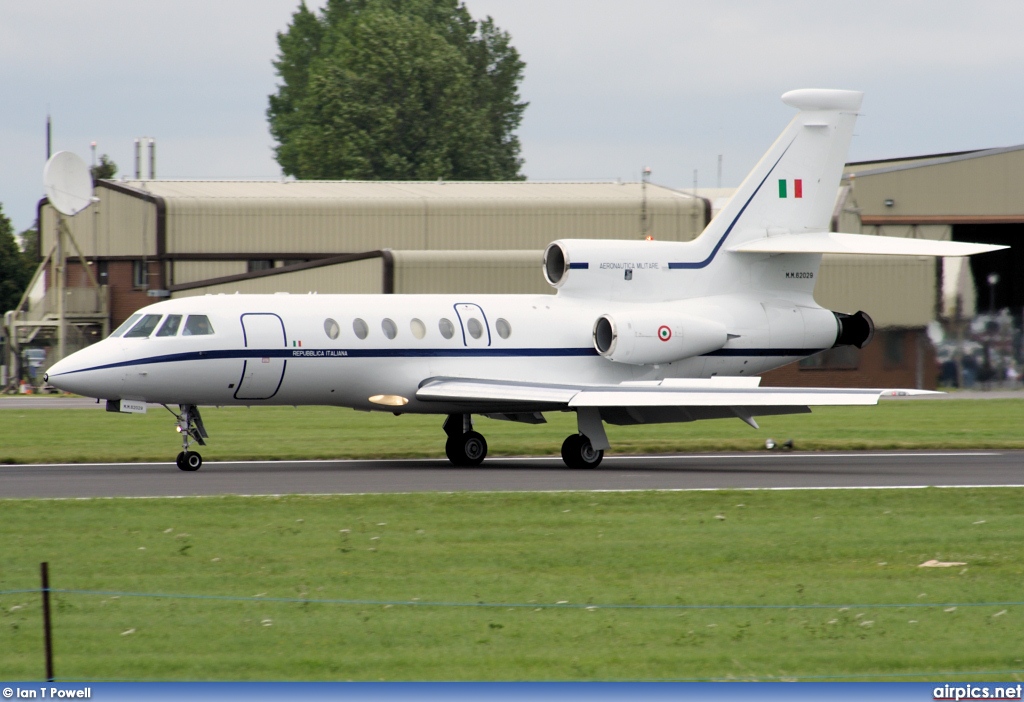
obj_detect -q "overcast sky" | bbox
[3,0,1023,234]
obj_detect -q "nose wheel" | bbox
[443,414,488,467]
[176,451,203,471]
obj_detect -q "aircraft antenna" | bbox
[640,166,651,239]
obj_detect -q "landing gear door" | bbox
[234,313,287,400]
[454,303,491,348]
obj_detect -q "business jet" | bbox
[45,89,1004,471]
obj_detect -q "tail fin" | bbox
[693,89,862,256]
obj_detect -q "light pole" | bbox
[987,272,1000,314]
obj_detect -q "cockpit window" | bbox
[182,315,214,336]
[156,314,183,337]
[124,314,163,338]
[109,314,142,338]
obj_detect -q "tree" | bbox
[268,0,527,181]
[18,226,39,266]
[0,205,34,314]
[90,154,118,184]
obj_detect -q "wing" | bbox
[415,376,938,427]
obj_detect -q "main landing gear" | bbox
[444,414,488,467]
[166,404,208,471]
[441,410,608,469]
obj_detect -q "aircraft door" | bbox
[234,313,287,400]
[453,303,491,348]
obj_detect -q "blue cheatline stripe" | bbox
[48,347,600,377]
[568,262,589,269]
[668,141,794,270]
[15,588,1023,611]
[50,345,823,378]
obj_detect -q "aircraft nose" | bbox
[45,343,125,399]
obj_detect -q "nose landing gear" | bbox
[167,404,208,471]
[443,413,488,467]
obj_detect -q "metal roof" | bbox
[845,144,1024,178]
[107,179,701,203]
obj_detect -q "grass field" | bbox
[1,398,1023,464]
[1,489,1023,681]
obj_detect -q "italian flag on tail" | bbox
[778,179,803,198]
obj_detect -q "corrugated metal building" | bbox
[37,179,706,323]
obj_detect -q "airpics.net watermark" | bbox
[934,685,1023,701]
[2,689,91,700]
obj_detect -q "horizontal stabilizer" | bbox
[730,232,1007,257]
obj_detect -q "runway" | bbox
[0,451,1021,499]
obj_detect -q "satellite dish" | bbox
[43,151,94,216]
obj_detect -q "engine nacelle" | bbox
[593,311,728,365]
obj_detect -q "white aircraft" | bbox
[45,89,1004,471]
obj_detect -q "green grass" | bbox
[1,489,1023,681]
[1,399,1023,464]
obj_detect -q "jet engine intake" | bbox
[594,312,728,365]
[833,310,875,349]
[543,242,569,287]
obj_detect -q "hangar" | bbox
[5,144,1023,391]
[842,145,1024,316]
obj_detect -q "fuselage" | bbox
[46,291,839,414]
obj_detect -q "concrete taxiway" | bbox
[0,451,1020,499]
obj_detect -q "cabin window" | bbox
[156,315,183,337]
[410,318,426,339]
[439,318,455,340]
[382,318,398,340]
[182,315,214,336]
[324,318,340,340]
[495,318,511,339]
[124,314,163,338]
[353,318,369,340]
[109,314,142,338]
[467,318,484,340]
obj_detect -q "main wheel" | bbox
[178,450,202,471]
[461,431,487,466]
[445,431,488,467]
[561,434,603,469]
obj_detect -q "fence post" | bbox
[40,562,54,682]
